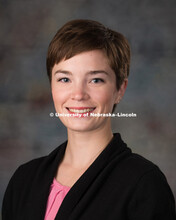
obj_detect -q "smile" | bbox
[66,107,96,114]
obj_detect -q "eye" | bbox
[57,78,70,83]
[91,78,104,83]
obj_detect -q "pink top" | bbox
[44,178,71,220]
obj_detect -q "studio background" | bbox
[0,0,176,215]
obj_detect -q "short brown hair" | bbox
[47,19,130,91]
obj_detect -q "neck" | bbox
[63,125,113,169]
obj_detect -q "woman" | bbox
[2,19,176,220]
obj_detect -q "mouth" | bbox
[66,107,96,114]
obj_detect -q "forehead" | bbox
[52,50,112,72]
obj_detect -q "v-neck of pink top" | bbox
[44,178,71,220]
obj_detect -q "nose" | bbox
[71,83,89,101]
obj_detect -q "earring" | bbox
[117,98,121,104]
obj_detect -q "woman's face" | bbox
[51,50,126,133]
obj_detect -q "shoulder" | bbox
[128,153,174,195]
[112,146,173,194]
[112,133,161,178]
[113,142,160,178]
[115,151,176,217]
[125,152,172,187]
[110,134,170,188]
[126,156,176,218]
[125,153,171,192]
[122,152,159,175]
[7,142,66,187]
[12,156,47,181]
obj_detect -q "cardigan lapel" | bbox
[55,133,131,220]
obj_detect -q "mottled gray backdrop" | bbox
[0,0,176,215]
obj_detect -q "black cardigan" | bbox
[2,133,176,220]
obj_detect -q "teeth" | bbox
[68,108,94,113]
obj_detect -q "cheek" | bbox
[52,88,58,103]
[52,87,67,107]
[92,88,117,106]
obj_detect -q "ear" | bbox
[115,79,128,104]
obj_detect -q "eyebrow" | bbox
[88,70,109,76]
[54,70,109,76]
[54,70,72,75]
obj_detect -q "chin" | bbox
[67,126,94,133]
[65,122,94,132]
